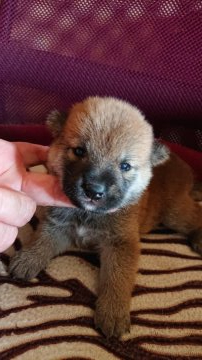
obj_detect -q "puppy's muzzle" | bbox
[82,182,105,201]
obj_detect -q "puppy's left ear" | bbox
[151,140,170,167]
[46,110,67,137]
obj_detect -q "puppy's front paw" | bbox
[9,250,46,280]
[94,296,130,338]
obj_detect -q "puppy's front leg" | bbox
[95,235,140,338]
[9,222,70,280]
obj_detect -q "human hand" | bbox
[0,140,73,252]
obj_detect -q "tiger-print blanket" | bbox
[0,207,202,360]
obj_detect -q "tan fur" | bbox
[9,96,202,338]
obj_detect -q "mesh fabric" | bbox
[0,1,201,150]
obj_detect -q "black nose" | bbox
[83,182,105,201]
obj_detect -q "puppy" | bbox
[9,97,202,338]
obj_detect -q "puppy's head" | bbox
[47,97,169,213]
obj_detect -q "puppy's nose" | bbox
[83,182,105,201]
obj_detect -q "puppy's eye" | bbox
[73,147,86,157]
[120,162,131,171]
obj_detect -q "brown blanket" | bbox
[0,206,202,360]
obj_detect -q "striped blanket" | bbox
[0,206,202,359]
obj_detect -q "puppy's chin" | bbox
[74,196,120,214]
[81,202,118,214]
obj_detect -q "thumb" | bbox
[22,172,74,207]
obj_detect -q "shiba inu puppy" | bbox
[9,97,202,338]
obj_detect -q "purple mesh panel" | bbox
[0,1,202,150]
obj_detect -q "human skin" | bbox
[0,140,73,252]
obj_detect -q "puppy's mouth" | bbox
[76,193,119,213]
[64,186,120,214]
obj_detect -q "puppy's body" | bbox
[9,97,202,338]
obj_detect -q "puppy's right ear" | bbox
[46,110,67,137]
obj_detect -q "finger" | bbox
[0,140,17,173]
[15,142,49,167]
[0,188,36,227]
[0,223,18,252]
[22,172,74,207]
